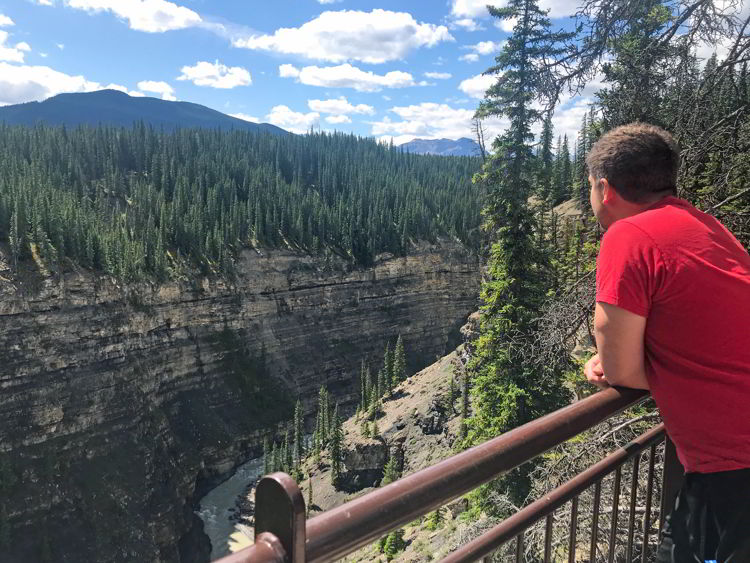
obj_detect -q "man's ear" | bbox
[600,178,616,204]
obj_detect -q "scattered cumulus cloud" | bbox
[326,114,351,124]
[466,40,504,56]
[0,31,30,63]
[317,0,343,3]
[279,64,300,78]
[0,61,139,105]
[452,18,483,31]
[424,71,451,79]
[0,14,14,27]
[279,63,416,92]
[307,96,374,115]
[56,43,64,49]
[65,0,202,33]
[495,17,518,33]
[35,0,55,5]
[458,73,496,99]
[459,53,479,62]
[137,79,176,100]
[230,112,260,123]
[177,60,251,88]
[266,105,319,134]
[371,102,509,145]
[234,10,453,64]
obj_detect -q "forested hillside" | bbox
[0,126,481,280]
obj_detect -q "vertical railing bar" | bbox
[608,467,622,563]
[589,481,601,563]
[568,496,578,563]
[515,533,523,563]
[626,454,640,561]
[544,513,553,563]
[641,444,657,563]
[659,436,684,535]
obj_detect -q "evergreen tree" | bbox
[263,436,271,475]
[382,529,406,561]
[425,507,444,531]
[272,441,280,473]
[381,456,400,486]
[392,335,406,384]
[306,476,313,516]
[294,399,304,466]
[469,0,574,506]
[330,403,343,486]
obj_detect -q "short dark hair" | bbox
[586,123,680,203]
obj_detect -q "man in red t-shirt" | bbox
[583,123,750,562]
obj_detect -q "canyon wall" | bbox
[0,241,479,562]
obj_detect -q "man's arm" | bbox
[591,301,650,390]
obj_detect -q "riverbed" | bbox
[196,455,264,561]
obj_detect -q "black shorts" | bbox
[656,467,750,563]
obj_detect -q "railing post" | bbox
[659,436,684,534]
[255,473,306,563]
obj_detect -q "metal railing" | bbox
[214,387,683,563]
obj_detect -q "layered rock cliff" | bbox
[0,241,478,563]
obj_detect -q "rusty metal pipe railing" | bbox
[214,533,287,563]
[440,423,666,563]
[302,387,649,562]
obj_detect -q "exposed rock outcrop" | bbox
[0,241,478,563]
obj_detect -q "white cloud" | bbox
[65,0,202,33]
[137,79,176,100]
[177,60,251,89]
[56,43,64,49]
[424,71,451,79]
[459,73,496,99]
[466,40,504,56]
[0,31,29,63]
[459,53,479,62]
[308,96,374,115]
[495,17,518,32]
[40,52,48,58]
[371,101,509,144]
[230,112,260,123]
[0,14,14,27]
[0,61,106,104]
[279,64,300,78]
[266,105,319,134]
[326,114,351,124]
[452,18,483,31]
[450,0,579,20]
[234,9,453,64]
[280,63,416,92]
[318,0,343,3]
[35,0,55,5]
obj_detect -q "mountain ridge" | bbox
[0,89,287,134]
[398,137,481,157]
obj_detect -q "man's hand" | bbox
[584,353,610,389]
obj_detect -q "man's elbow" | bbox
[604,369,650,390]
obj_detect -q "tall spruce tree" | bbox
[468,0,573,506]
[294,399,304,468]
[330,403,343,487]
[392,335,406,385]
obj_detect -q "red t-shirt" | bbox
[596,196,750,473]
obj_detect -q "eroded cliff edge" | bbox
[0,241,478,563]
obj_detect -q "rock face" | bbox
[0,241,478,563]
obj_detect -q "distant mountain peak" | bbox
[0,89,287,135]
[397,137,481,157]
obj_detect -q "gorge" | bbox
[0,241,479,563]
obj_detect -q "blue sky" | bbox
[0,0,730,143]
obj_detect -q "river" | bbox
[196,455,265,561]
